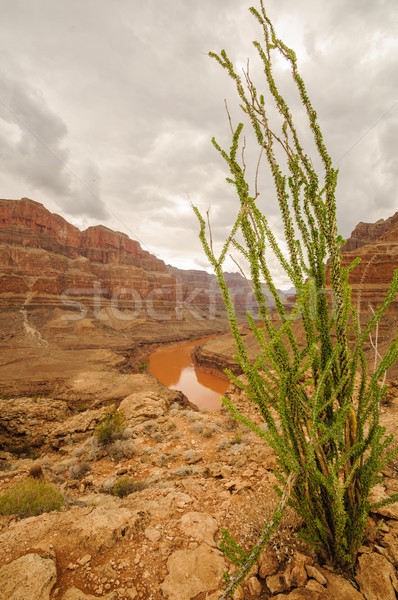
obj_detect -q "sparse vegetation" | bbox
[107,438,137,461]
[69,461,91,480]
[94,408,126,445]
[111,476,147,498]
[0,478,64,517]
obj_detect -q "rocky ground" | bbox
[2,373,398,600]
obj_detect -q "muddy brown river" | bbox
[149,338,229,410]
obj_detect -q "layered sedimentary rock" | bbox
[340,212,398,292]
[0,198,229,397]
[0,197,164,269]
[168,266,294,316]
[341,212,398,253]
[0,197,226,315]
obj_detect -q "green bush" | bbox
[0,478,64,518]
[111,476,147,498]
[94,409,125,445]
[194,0,398,595]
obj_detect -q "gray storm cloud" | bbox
[0,0,396,284]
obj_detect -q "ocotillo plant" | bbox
[194,1,398,595]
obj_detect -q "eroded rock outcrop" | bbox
[0,553,57,600]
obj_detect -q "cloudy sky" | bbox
[0,0,397,287]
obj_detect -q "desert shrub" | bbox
[194,0,398,594]
[53,459,74,475]
[173,466,193,478]
[202,426,215,438]
[186,412,199,423]
[27,463,44,479]
[0,460,12,472]
[0,478,64,517]
[69,461,91,480]
[140,445,156,456]
[111,476,147,498]
[191,422,204,435]
[94,409,126,445]
[107,439,137,461]
[224,415,239,431]
[217,438,230,451]
[157,454,167,467]
[121,427,134,439]
[102,476,117,493]
[85,438,106,462]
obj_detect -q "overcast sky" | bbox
[0,0,397,287]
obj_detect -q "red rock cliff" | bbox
[0,198,166,272]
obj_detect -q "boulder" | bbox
[118,392,168,424]
[160,544,225,600]
[178,511,218,547]
[320,567,365,600]
[0,553,57,600]
[355,552,398,600]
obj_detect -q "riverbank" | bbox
[149,336,229,410]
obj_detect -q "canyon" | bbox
[0,198,296,399]
[0,198,397,600]
[0,198,230,400]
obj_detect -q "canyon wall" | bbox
[0,198,229,397]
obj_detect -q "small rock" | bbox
[258,547,279,578]
[355,552,398,600]
[305,564,327,585]
[93,564,118,580]
[178,512,218,547]
[242,469,254,477]
[284,552,312,588]
[144,526,161,543]
[77,554,92,566]
[247,576,262,597]
[266,573,289,595]
[220,466,232,478]
[160,544,225,600]
[306,579,328,593]
[319,567,365,600]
